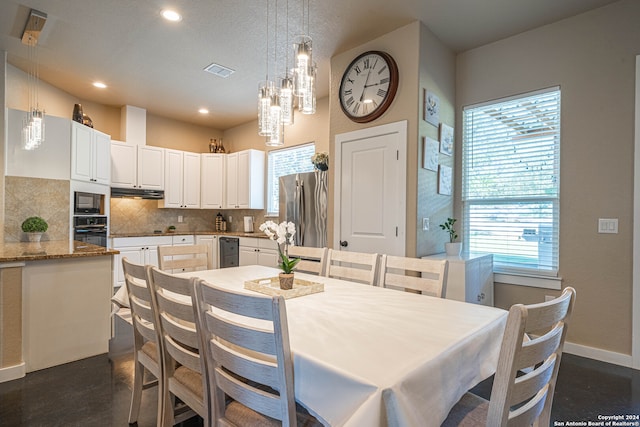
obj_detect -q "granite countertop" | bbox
[109,231,269,239]
[0,240,119,263]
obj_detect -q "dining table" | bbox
[176,265,508,427]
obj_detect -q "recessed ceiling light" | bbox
[204,63,235,78]
[93,81,107,89]
[199,108,209,114]
[161,9,182,22]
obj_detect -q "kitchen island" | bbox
[0,241,118,383]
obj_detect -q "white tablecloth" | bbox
[179,265,507,427]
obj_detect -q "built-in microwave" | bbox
[74,191,104,215]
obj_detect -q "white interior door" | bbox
[334,121,407,256]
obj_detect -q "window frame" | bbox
[266,142,315,217]
[462,87,561,288]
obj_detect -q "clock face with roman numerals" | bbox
[339,51,399,123]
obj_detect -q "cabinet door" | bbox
[196,235,218,269]
[225,153,239,208]
[201,154,225,209]
[163,149,184,208]
[146,246,160,268]
[71,122,93,182]
[258,249,279,268]
[138,145,164,190]
[93,130,111,185]
[239,247,258,266]
[111,142,137,188]
[114,247,144,287]
[183,152,201,208]
[236,150,251,208]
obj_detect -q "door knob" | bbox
[340,240,348,247]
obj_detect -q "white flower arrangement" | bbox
[259,221,299,273]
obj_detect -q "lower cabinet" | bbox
[196,235,219,269]
[239,237,279,267]
[112,236,173,288]
[421,253,494,306]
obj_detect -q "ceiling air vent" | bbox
[204,63,235,78]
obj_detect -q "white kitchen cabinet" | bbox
[112,235,172,288]
[201,154,225,209]
[422,253,494,306]
[196,235,219,269]
[161,149,201,208]
[239,237,279,267]
[71,121,111,185]
[111,142,164,190]
[226,149,264,209]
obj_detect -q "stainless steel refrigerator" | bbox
[279,171,328,247]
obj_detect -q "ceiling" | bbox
[0,0,620,130]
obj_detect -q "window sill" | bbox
[493,273,562,290]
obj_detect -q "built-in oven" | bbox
[74,191,104,215]
[73,216,108,247]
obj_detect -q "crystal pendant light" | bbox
[299,62,316,114]
[293,35,312,97]
[21,9,47,151]
[265,91,284,146]
[280,75,295,125]
[258,80,274,136]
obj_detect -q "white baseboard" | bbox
[0,362,26,383]
[563,341,633,368]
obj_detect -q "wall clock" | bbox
[339,50,399,123]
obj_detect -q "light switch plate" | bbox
[598,218,618,234]
[422,217,429,231]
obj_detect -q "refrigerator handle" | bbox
[298,179,306,246]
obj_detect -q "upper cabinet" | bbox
[226,149,264,209]
[161,149,201,209]
[201,153,225,209]
[70,121,110,185]
[111,141,164,190]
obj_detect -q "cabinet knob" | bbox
[340,240,349,247]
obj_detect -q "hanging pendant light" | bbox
[292,0,315,112]
[21,9,47,151]
[279,76,295,125]
[258,80,274,136]
[299,62,316,114]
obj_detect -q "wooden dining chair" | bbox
[377,255,449,297]
[192,278,320,427]
[287,246,328,275]
[157,244,210,273]
[122,257,163,426]
[442,286,576,427]
[147,266,209,427]
[324,249,379,285]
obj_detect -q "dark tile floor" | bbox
[0,352,639,426]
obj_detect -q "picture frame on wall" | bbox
[438,164,452,195]
[424,89,440,127]
[423,137,439,171]
[439,123,454,156]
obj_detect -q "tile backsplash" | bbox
[109,198,267,235]
[4,176,70,242]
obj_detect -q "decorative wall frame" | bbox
[423,137,439,171]
[439,123,453,156]
[424,89,440,127]
[438,164,452,195]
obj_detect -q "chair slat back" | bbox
[158,244,210,272]
[122,258,159,345]
[487,287,576,427]
[378,255,448,297]
[147,266,201,374]
[324,249,379,285]
[193,279,297,426]
[287,246,328,275]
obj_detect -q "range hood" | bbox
[111,187,164,199]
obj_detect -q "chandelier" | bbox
[258,0,316,146]
[21,9,47,151]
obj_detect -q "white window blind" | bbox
[462,87,560,276]
[267,143,315,215]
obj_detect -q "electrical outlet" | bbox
[422,217,429,231]
[228,215,233,223]
[178,215,183,223]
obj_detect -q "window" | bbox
[267,143,315,215]
[462,87,560,277]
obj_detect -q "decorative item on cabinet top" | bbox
[209,138,226,153]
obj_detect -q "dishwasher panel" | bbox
[219,237,239,268]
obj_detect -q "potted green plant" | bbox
[311,152,329,171]
[259,220,300,290]
[167,225,176,233]
[439,217,462,256]
[22,216,48,243]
